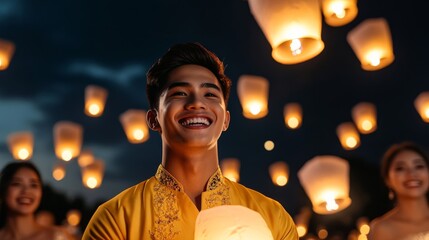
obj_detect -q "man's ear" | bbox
[223,110,231,131]
[147,109,160,131]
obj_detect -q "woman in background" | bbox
[0,161,74,240]
[369,141,429,240]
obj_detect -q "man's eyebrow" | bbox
[167,82,221,92]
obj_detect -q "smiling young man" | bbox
[82,42,298,240]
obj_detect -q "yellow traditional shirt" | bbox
[82,165,298,240]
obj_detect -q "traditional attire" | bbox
[82,165,298,240]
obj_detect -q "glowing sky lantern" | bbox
[284,103,303,129]
[77,149,95,168]
[119,109,150,144]
[82,159,104,189]
[414,91,429,122]
[321,0,358,27]
[294,207,312,238]
[7,131,33,160]
[347,18,394,71]
[268,161,289,186]
[0,38,15,71]
[248,0,324,64]
[66,209,82,227]
[237,75,269,119]
[220,158,240,182]
[352,102,377,134]
[298,155,352,214]
[194,205,274,240]
[53,121,83,161]
[336,122,360,150]
[52,163,66,181]
[84,85,108,117]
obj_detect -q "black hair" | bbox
[146,42,232,110]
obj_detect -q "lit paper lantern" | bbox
[351,102,377,134]
[119,109,150,144]
[52,163,66,181]
[7,131,33,160]
[347,18,394,71]
[53,121,83,161]
[414,92,429,122]
[248,0,324,64]
[84,85,108,117]
[78,149,94,168]
[284,103,303,129]
[0,39,15,70]
[194,205,273,240]
[336,122,360,150]
[268,161,289,186]
[298,155,352,214]
[321,0,358,27]
[237,75,269,119]
[220,158,240,182]
[294,207,311,238]
[81,159,104,189]
[67,209,82,227]
[356,217,370,235]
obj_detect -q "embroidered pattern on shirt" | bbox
[155,165,183,192]
[205,167,231,208]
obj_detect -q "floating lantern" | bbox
[194,205,273,240]
[414,91,429,122]
[351,102,377,134]
[84,85,108,117]
[336,122,360,150]
[119,109,150,144]
[52,163,66,181]
[67,209,82,227]
[347,18,394,71]
[0,38,15,70]
[77,149,94,168]
[268,161,289,186]
[284,103,303,129]
[248,0,324,64]
[237,75,269,119]
[53,121,83,161]
[7,131,33,160]
[298,155,352,214]
[82,159,104,189]
[220,158,240,182]
[321,0,358,27]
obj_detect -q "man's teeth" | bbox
[181,117,210,126]
[404,180,421,187]
[17,197,33,204]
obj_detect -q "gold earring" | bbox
[388,189,394,200]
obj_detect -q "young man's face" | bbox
[155,64,230,149]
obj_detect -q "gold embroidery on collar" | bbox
[155,165,183,192]
[205,167,231,208]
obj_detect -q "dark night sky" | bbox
[0,0,427,235]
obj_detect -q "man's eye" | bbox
[171,92,186,96]
[206,92,218,97]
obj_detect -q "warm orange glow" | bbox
[67,209,82,226]
[78,149,94,168]
[318,228,329,239]
[7,132,34,161]
[321,0,358,27]
[298,155,352,214]
[336,122,360,150]
[347,18,394,71]
[352,102,377,134]
[84,85,108,117]
[220,158,240,182]
[81,159,104,189]
[356,217,370,235]
[0,39,15,70]
[237,75,269,119]
[414,92,429,122]
[284,103,302,129]
[119,109,150,144]
[296,225,307,237]
[248,0,324,64]
[52,164,66,181]
[53,121,83,161]
[264,140,275,151]
[269,161,289,186]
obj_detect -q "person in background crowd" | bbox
[0,161,75,240]
[369,141,429,240]
[82,42,298,240]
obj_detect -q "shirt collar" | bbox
[155,164,226,192]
